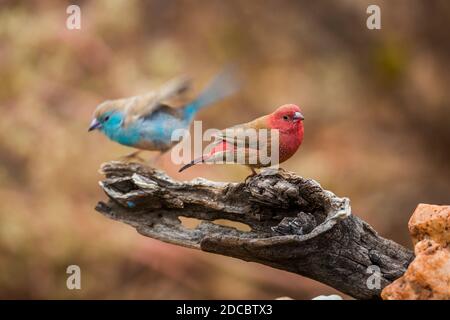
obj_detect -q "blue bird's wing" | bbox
[121,75,191,128]
[133,105,189,151]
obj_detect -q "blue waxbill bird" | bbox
[88,69,238,159]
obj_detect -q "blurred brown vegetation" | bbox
[0,0,449,299]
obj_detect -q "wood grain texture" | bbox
[95,161,414,299]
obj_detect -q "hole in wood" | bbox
[212,219,251,232]
[179,216,202,229]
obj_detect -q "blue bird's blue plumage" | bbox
[91,68,238,153]
[99,111,142,147]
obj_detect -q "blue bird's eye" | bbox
[104,115,110,122]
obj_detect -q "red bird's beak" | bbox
[293,111,304,122]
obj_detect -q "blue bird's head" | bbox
[88,101,124,136]
[89,100,143,147]
[88,110,123,133]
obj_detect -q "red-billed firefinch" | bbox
[179,104,305,173]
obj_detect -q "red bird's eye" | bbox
[283,115,289,121]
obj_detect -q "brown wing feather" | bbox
[214,115,272,150]
[142,104,184,120]
[121,75,191,127]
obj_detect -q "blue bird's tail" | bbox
[183,67,239,120]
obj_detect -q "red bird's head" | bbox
[268,104,305,133]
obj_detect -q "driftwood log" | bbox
[95,161,414,299]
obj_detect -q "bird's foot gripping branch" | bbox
[95,161,414,300]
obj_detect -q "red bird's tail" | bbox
[178,156,204,172]
[179,141,233,172]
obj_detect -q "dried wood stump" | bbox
[95,161,414,299]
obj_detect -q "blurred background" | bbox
[0,0,449,299]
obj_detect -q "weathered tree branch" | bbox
[95,161,414,299]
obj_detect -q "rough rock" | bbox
[382,204,450,300]
[408,203,450,245]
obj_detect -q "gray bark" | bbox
[95,161,414,299]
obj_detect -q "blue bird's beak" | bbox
[293,111,305,121]
[88,118,102,132]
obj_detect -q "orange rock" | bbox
[382,204,450,300]
[382,239,450,300]
[408,204,450,245]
